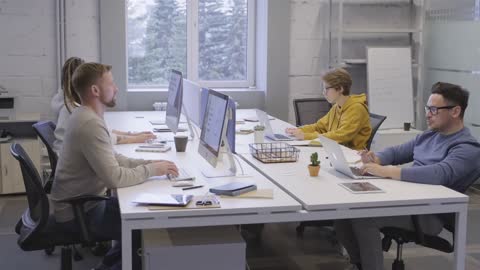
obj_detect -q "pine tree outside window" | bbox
[127,0,255,89]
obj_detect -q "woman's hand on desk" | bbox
[285,128,305,140]
[361,163,401,180]
[151,161,179,177]
[285,127,298,134]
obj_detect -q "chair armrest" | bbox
[58,195,110,243]
[58,195,110,205]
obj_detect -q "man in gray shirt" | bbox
[335,82,480,270]
[51,62,179,270]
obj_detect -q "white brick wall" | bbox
[287,0,415,124]
[0,0,414,122]
[0,0,100,119]
[65,0,100,61]
[0,0,56,117]
[288,0,330,123]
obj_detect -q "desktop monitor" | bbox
[165,69,183,133]
[200,87,209,125]
[198,90,231,168]
[200,88,236,153]
[182,79,202,127]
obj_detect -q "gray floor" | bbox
[1,192,480,270]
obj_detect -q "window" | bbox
[127,0,255,89]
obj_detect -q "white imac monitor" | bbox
[165,69,183,134]
[198,90,237,177]
[200,87,236,153]
[182,79,202,126]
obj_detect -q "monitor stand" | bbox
[182,105,199,140]
[201,138,237,178]
[201,109,250,178]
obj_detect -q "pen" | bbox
[182,185,204,191]
[362,147,374,163]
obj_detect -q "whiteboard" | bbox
[367,47,414,129]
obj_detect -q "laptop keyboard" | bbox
[274,133,293,140]
[350,167,374,177]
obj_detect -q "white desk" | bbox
[105,112,303,270]
[105,110,469,270]
[235,110,468,270]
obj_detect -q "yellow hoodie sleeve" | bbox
[322,103,369,145]
[298,111,331,140]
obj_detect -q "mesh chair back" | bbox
[366,113,387,150]
[32,121,58,174]
[10,143,49,229]
[293,98,331,127]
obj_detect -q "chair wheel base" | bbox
[392,259,405,270]
[91,242,110,256]
[45,246,55,255]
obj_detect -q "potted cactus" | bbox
[308,152,321,176]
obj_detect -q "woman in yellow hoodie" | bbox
[286,68,372,150]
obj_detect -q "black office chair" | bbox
[381,168,480,270]
[293,98,332,127]
[11,143,111,270]
[32,121,57,193]
[366,113,387,150]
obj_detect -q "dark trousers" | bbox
[57,197,122,268]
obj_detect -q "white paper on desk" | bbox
[286,140,311,146]
[132,193,178,205]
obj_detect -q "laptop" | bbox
[256,110,293,141]
[132,193,193,207]
[317,135,381,179]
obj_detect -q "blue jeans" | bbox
[57,197,122,268]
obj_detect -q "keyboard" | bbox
[350,167,374,177]
[168,168,195,181]
[267,133,293,141]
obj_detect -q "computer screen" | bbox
[165,69,183,133]
[182,79,202,126]
[200,88,236,153]
[198,90,230,168]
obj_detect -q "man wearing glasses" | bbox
[334,82,480,270]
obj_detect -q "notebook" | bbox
[209,182,257,196]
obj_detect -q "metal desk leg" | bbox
[122,221,133,270]
[454,206,468,270]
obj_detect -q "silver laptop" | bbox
[256,110,293,141]
[318,136,381,179]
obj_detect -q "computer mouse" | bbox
[172,181,195,187]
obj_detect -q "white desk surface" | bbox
[234,110,467,211]
[105,110,468,213]
[105,111,302,220]
[113,143,302,220]
[240,150,467,211]
[105,110,469,270]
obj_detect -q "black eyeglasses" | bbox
[424,105,457,115]
[322,86,336,94]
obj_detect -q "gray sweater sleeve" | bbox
[115,152,150,168]
[376,138,416,166]
[79,119,156,189]
[401,143,479,186]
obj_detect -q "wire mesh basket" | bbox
[249,143,300,163]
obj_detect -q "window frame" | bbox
[127,0,256,90]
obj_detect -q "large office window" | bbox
[127,0,255,89]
